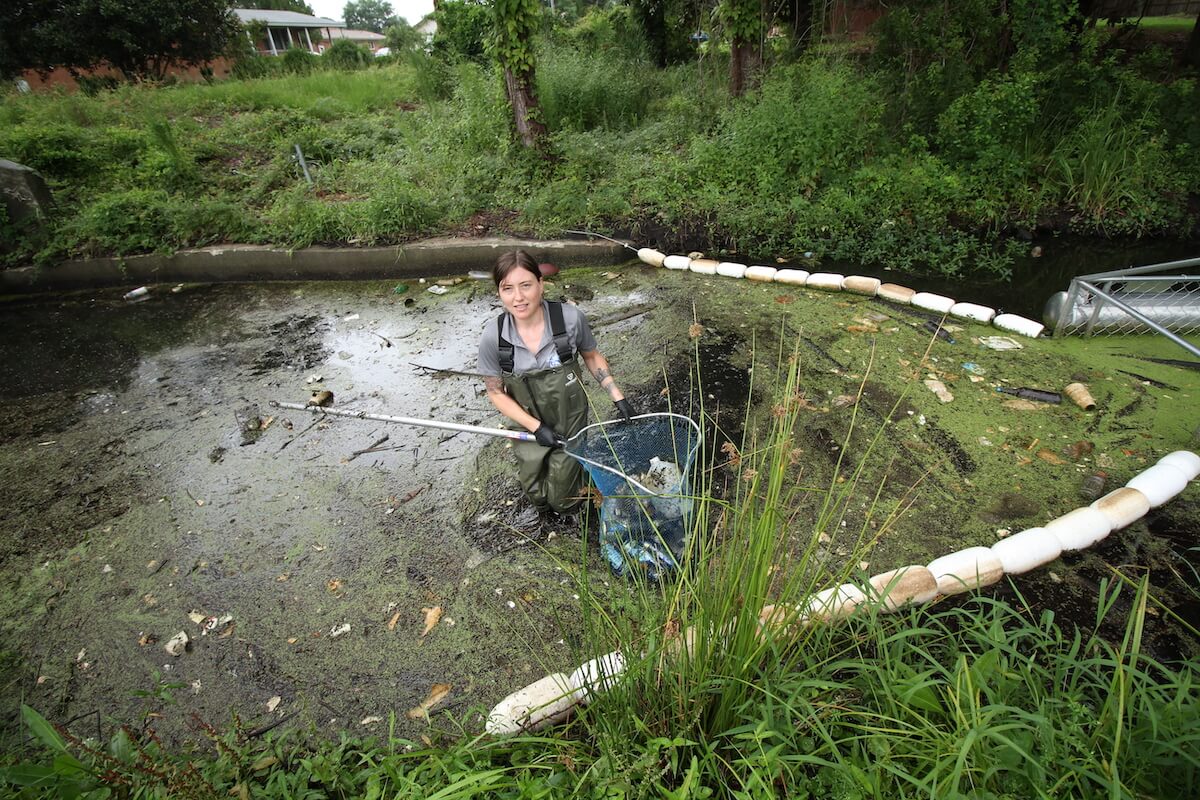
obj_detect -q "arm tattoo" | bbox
[594,367,611,384]
[484,376,504,394]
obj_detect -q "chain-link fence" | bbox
[1045,256,1200,358]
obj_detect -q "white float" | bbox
[926,547,1004,594]
[806,273,844,291]
[637,248,666,268]
[842,276,881,296]
[867,566,938,611]
[1044,506,1113,551]
[716,261,747,278]
[877,283,916,304]
[485,672,575,735]
[745,265,778,282]
[567,650,627,699]
[774,269,810,285]
[993,313,1045,338]
[990,527,1061,575]
[949,302,996,324]
[911,292,956,314]
[689,258,719,275]
[1126,463,1191,508]
[1158,450,1200,481]
[663,254,691,270]
[1090,487,1150,531]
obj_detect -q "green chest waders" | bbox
[502,362,589,513]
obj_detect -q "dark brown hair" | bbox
[493,250,542,287]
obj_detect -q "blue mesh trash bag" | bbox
[565,413,702,580]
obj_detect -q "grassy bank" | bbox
[2,20,1198,279]
[3,344,1198,799]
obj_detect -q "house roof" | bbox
[233,9,344,28]
[326,28,386,41]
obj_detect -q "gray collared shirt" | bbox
[478,300,598,376]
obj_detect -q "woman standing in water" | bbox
[477,250,634,514]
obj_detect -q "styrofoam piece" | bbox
[758,603,806,633]
[867,566,938,611]
[1126,463,1191,508]
[805,583,867,621]
[567,651,627,698]
[663,255,691,270]
[993,313,1045,338]
[989,527,1060,575]
[774,269,810,285]
[745,266,778,282]
[1044,506,1114,551]
[877,283,916,304]
[949,302,996,324]
[485,672,575,735]
[716,261,747,278]
[1158,450,1200,481]
[1090,487,1150,531]
[637,248,666,268]
[689,258,719,275]
[911,292,956,314]
[842,276,881,296]
[926,547,1004,595]
[806,272,844,291]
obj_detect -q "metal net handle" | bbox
[564,413,702,496]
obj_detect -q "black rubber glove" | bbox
[614,398,635,423]
[533,422,563,448]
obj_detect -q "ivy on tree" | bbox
[492,0,546,148]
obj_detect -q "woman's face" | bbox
[497,265,543,322]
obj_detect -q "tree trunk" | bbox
[729,33,762,98]
[788,0,815,52]
[503,66,546,149]
[1185,11,1200,69]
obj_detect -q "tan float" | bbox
[805,583,867,621]
[1044,506,1113,551]
[774,269,810,285]
[663,254,691,270]
[1126,463,1191,508]
[1063,383,1097,410]
[926,547,1004,594]
[1090,487,1150,531]
[949,301,996,324]
[989,527,1061,574]
[877,283,916,304]
[485,672,575,735]
[911,292,956,314]
[689,258,719,275]
[716,261,747,278]
[745,266,778,282]
[842,276,881,296]
[637,248,666,267]
[867,566,938,611]
[805,273,844,291]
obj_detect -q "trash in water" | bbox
[923,379,954,403]
[308,390,334,407]
[1037,449,1067,465]
[306,374,323,384]
[435,277,464,286]
[1062,440,1094,461]
[978,335,1023,350]
[468,270,490,281]
[1064,382,1097,411]
[407,683,451,719]
[427,285,449,295]
[1080,471,1107,501]
[420,606,442,637]
[164,631,189,656]
[393,284,408,294]
[123,286,149,301]
[995,386,1061,404]
[329,623,351,638]
[266,695,282,713]
[922,320,956,343]
[961,362,985,374]
[344,313,360,321]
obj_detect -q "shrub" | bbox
[322,39,372,71]
[63,188,175,256]
[537,48,658,132]
[431,0,491,63]
[281,47,317,75]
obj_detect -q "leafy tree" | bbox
[322,38,372,68]
[0,0,242,81]
[384,20,426,53]
[239,0,315,14]
[719,0,764,97]
[493,0,547,148]
[431,0,492,62]
[344,0,395,32]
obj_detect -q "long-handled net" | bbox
[565,413,703,580]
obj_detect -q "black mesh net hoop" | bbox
[565,413,702,580]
